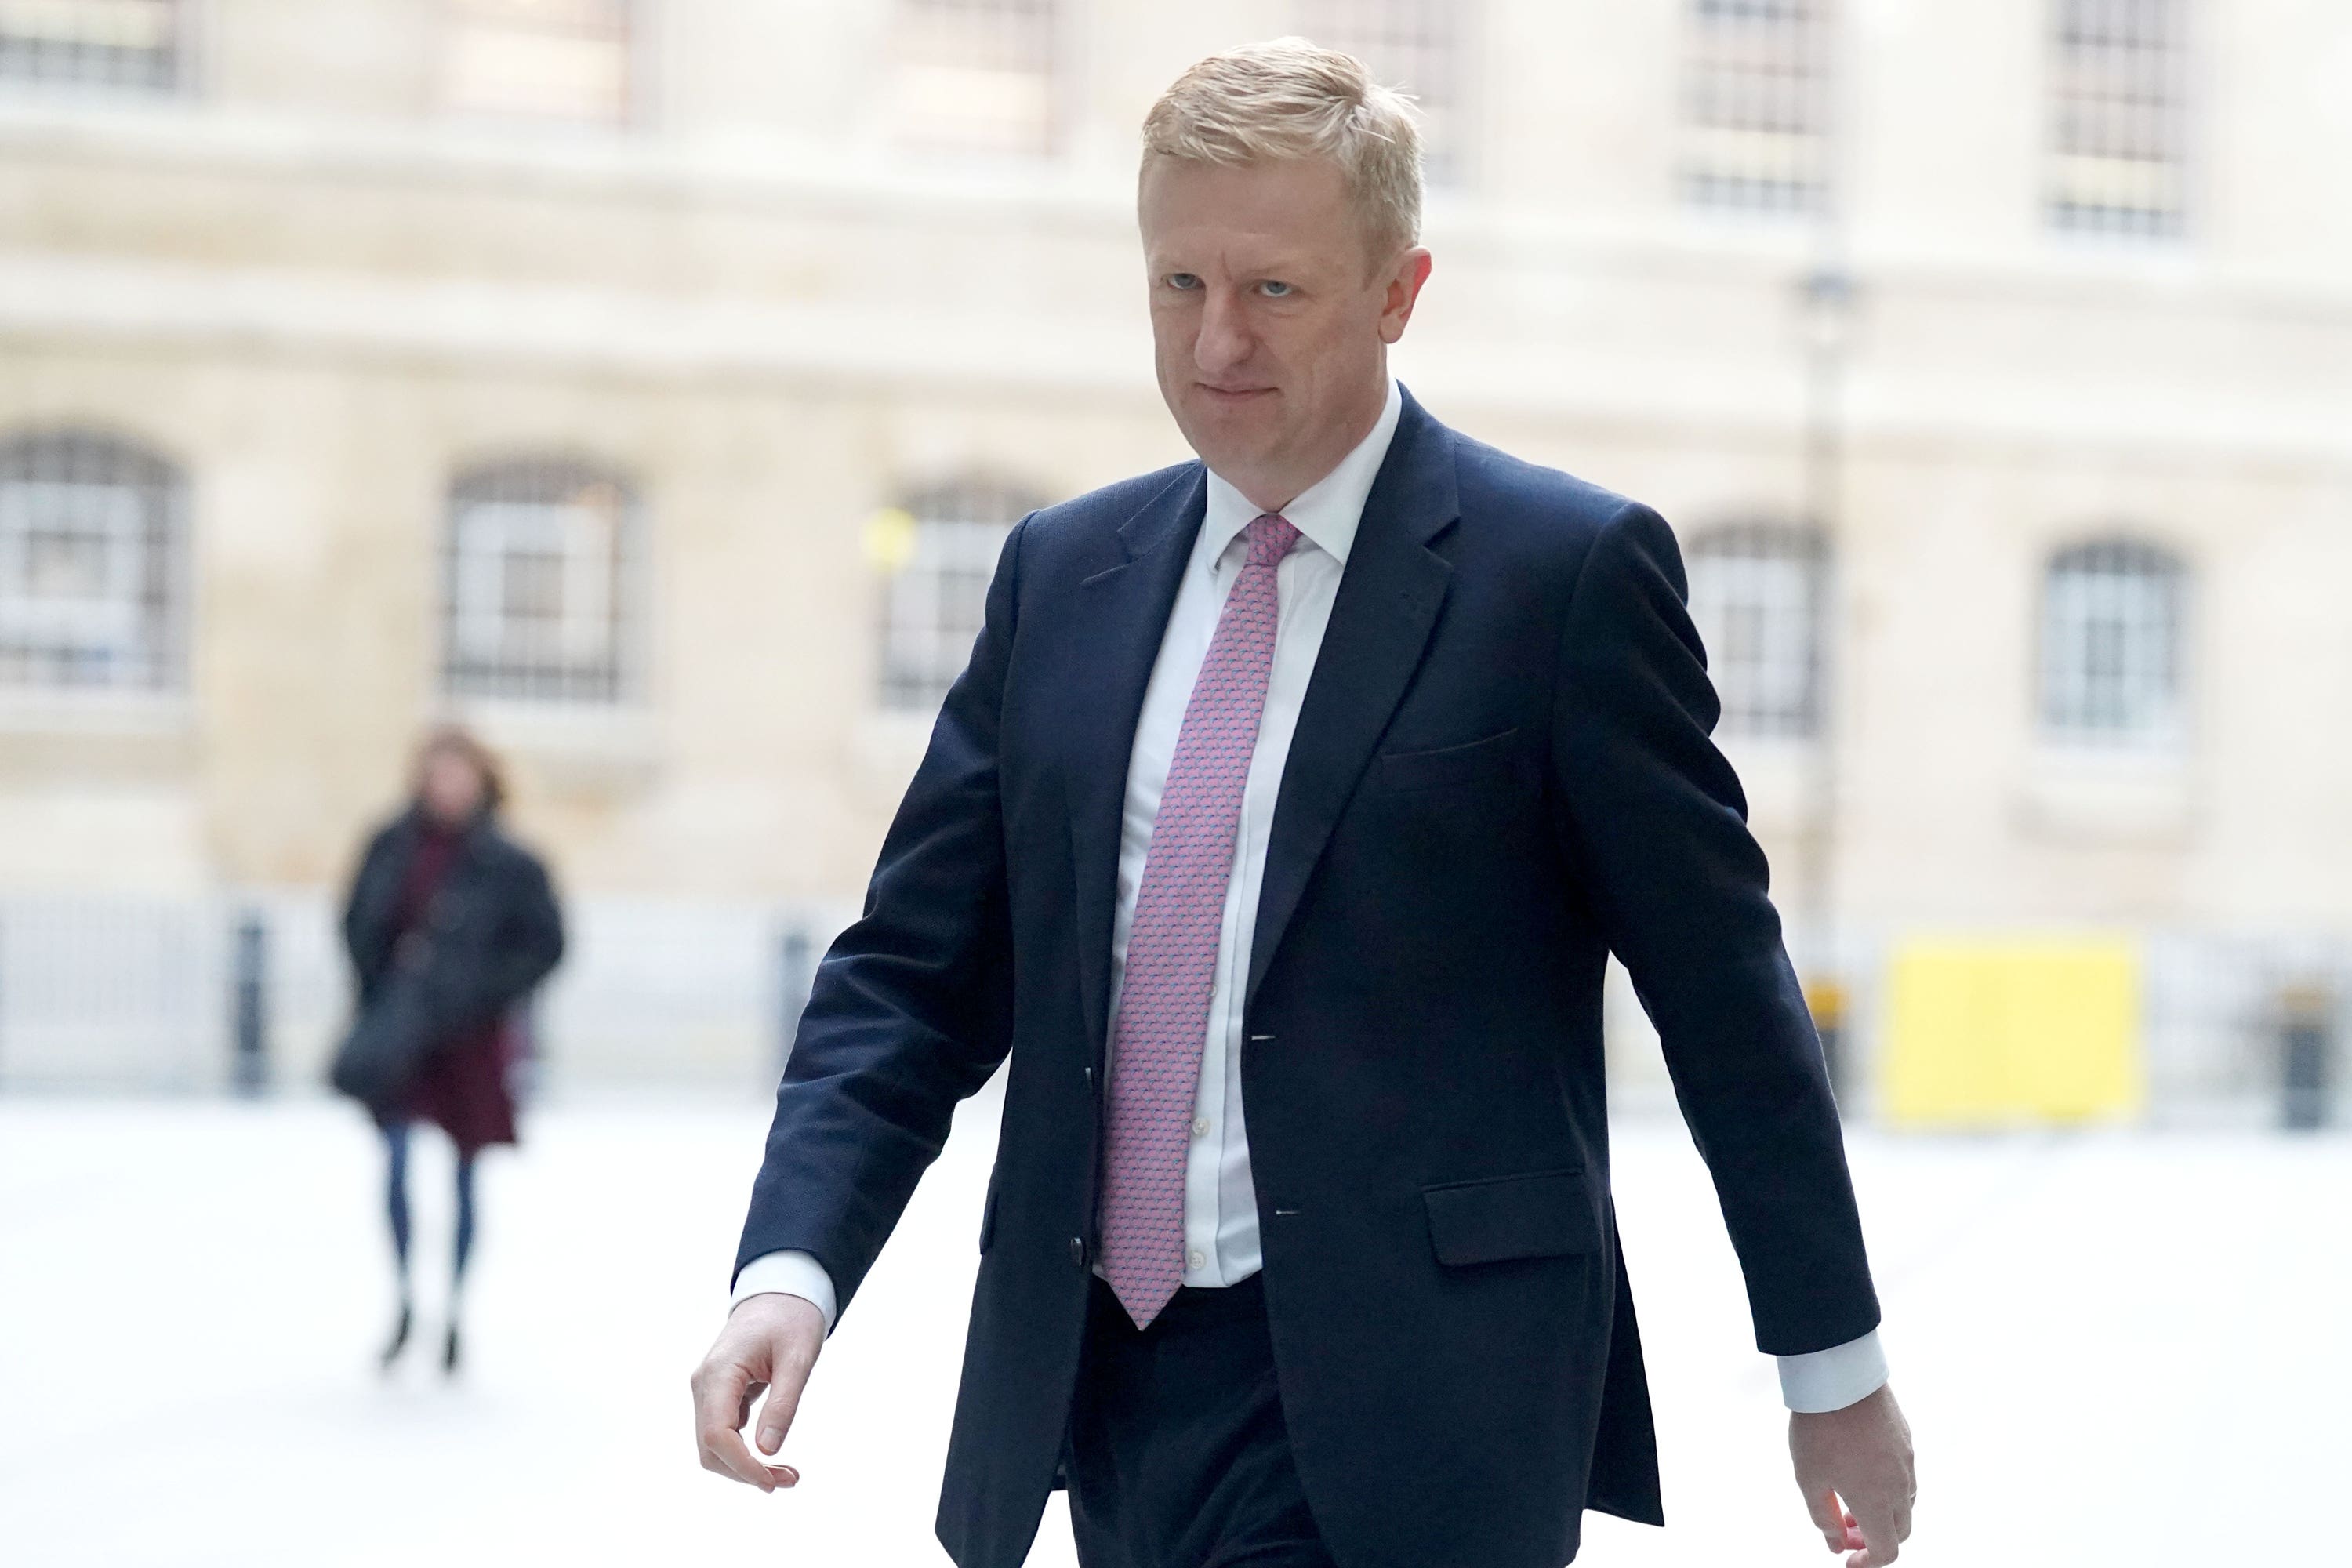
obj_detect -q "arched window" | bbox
[0,0,182,93]
[1685,521,1827,739]
[2040,537,2186,745]
[879,477,1044,712]
[2048,0,2187,238]
[1679,0,1834,216]
[1294,0,1474,184]
[441,457,643,706]
[0,429,187,693]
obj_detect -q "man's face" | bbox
[1138,154,1428,507]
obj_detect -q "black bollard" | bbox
[2281,985,2332,1132]
[230,909,269,1096]
[779,928,814,1072]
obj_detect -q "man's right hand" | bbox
[691,1292,826,1492]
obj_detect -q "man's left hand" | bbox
[1790,1381,1915,1566]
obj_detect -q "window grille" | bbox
[443,0,632,125]
[1679,0,1831,216]
[441,458,642,706]
[1685,522,1826,739]
[879,479,1041,712]
[2040,538,2185,745]
[2048,0,2187,238]
[0,0,180,91]
[0,429,185,693]
[889,0,1059,156]
[1294,1,1469,186]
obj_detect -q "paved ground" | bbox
[2,1085,2343,1566]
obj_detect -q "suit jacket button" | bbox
[1069,1236,1088,1267]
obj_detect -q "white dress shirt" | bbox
[735,377,1889,1414]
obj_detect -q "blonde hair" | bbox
[1142,38,1425,268]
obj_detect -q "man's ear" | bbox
[1381,249,1435,345]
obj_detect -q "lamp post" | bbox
[1788,0,1861,1105]
[1795,260,1857,1102]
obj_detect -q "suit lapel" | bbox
[1246,394,1460,1005]
[1065,465,1207,1060]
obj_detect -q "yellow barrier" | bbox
[1882,937,2144,1127]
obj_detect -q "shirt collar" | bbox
[1198,376,1403,572]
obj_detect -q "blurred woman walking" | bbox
[336,726,564,1374]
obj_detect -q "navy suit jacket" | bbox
[737,390,1879,1568]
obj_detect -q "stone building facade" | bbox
[1,1,2346,1093]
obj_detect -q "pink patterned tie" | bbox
[1099,512,1301,1329]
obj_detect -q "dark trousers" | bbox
[1066,1272,1338,1568]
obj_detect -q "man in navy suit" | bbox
[692,39,1915,1568]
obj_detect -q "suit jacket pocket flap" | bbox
[1422,1167,1601,1267]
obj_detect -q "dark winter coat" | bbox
[332,807,564,1121]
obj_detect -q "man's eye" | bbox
[1259,281,1294,298]
[1167,273,1202,290]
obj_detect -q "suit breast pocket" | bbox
[1378,726,1521,793]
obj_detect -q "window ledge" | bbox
[1718,733,1825,839]
[0,691,193,733]
[445,700,661,795]
[2013,746,2194,846]
[851,708,937,802]
[0,694,196,773]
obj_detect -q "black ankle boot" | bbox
[379,1302,412,1370]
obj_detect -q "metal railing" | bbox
[2,891,2339,1127]
[0,891,855,1096]
[1609,924,2348,1129]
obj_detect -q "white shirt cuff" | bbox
[1776,1329,1889,1414]
[731,1249,838,1334]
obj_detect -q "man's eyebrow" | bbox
[1142,249,1324,278]
[1218,254,1321,278]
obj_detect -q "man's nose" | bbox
[1193,289,1251,377]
